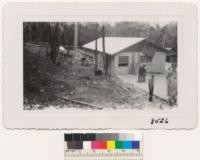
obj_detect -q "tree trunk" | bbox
[28,24,32,42]
[74,22,78,48]
[50,46,57,64]
[162,32,167,48]
[49,23,60,64]
[72,22,78,64]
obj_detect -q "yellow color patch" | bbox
[107,141,115,149]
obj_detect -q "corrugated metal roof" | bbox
[82,37,145,55]
[142,43,156,58]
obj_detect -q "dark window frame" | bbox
[118,56,129,67]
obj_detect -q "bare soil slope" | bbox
[24,50,168,110]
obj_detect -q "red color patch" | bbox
[99,141,107,149]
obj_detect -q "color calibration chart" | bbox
[64,133,143,160]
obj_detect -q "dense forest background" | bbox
[23,22,177,50]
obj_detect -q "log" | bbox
[57,96,103,110]
[111,76,132,92]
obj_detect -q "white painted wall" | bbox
[149,52,166,73]
[115,52,132,74]
[113,51,167,75]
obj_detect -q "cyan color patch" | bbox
[123,141,132,149]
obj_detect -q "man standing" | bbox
[166,67,173,97]
[148,75,154,102]
[169,74,177,106]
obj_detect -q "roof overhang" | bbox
[82,37,146,56]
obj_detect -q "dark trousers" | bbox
[138,74,142,82]
[142,74,146,82]
[149,87,154,101]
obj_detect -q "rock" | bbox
[93,81,98,85]
[69,92,73,95]
[24,105,32,110]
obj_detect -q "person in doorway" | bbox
[148,75,154,102]
[138,66,142,83]
[142,65,147,82]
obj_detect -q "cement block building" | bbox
[83,37,174,76]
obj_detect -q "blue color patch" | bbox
[123,141,132,149]
[132,141,140,149]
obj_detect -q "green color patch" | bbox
[115,141,123,149]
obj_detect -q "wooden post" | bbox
[95,24,98,72]
[137,32,141,74]
[102,25,108,76]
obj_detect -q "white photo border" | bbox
[3,3,198,129]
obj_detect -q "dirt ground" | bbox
[24,49,171,110]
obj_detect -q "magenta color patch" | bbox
[91,141,100,149]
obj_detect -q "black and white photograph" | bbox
[1,2,200,160]
[3,3,197,129]
[23,21,177,111]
